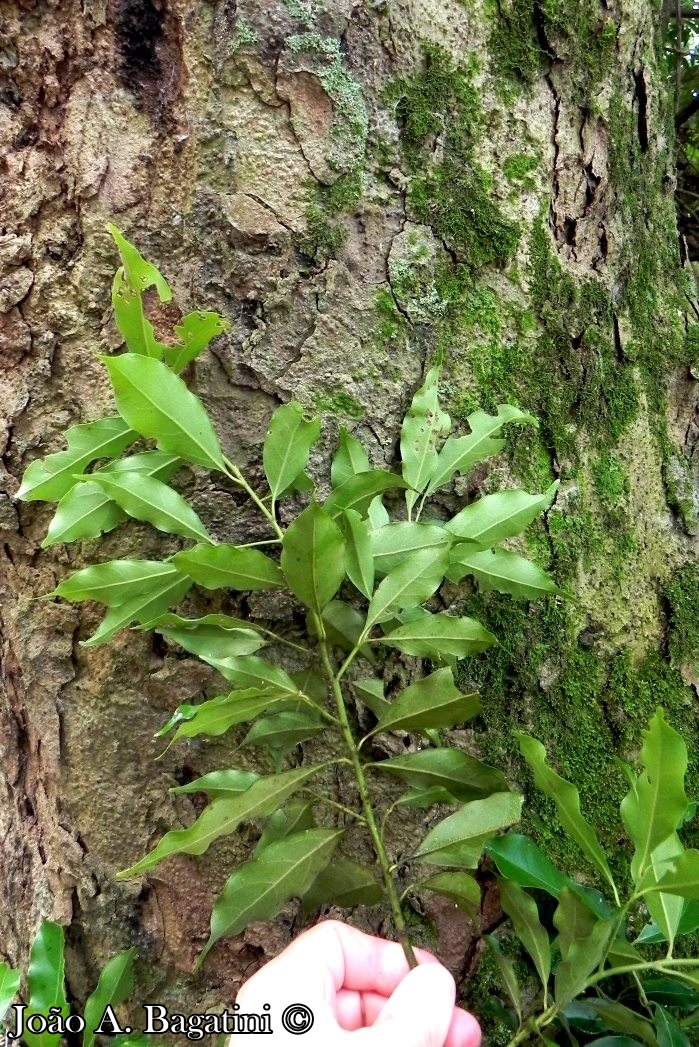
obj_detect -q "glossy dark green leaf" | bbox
[89,472,212,542]
[331,427,371,488]
[118,765,325,877]
[446,482,558,546]
[165,310,231,373]
[585,1001,658,1047]
[325,471,410,518]
[111,267,167,359]
[83,949,137,1047]
[173,543,283,591]
[24,921,69,1047]
[400,365,451,513]
[499,879,551,993]
[199,829,342,963]
[372,748,508,802]
[255,800,316,856]
[170,769,260,799]
[421,871,480,913]
[365,546,450,628]
[372,668,480,734]
[447,546,562,599]
[636,901,699,944]
[380,611,496,658]
[241,711,325,755]
[486,834,568,897]
[484,935,522,1023]
[263,402,321,501]
[342,509,375,598]
[655,1005,690,1047]
[303,860,383,912]
[108,224,172,300]
[643,977,699,1009]
[371,522,451,577]
[281,500,346,614]
[0,963,20,1023]
[103,354,225,471]
[416,791,523,862]
[146,613,265,660]
[395,786,458,809]
[17,417,135,503]
[561,1001,606,1035]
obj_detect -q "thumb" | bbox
[355,964,456,1047]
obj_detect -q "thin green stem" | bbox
[236,539,282,548]
[303,790,366,824]
[223,455,284,541]
[587,957,699,988]
[316,622,417,969]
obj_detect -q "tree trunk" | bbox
[2,0,697,1029]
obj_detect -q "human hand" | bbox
[230,920,482,1047]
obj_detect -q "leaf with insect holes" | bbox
[371,668,480,734]
[281,500,346,615]
[380,610,496,659]
[365,545,450,628]
[89,472,212,542]
[83,949,137,1047]
[425,405,537,496]
[446,483,558,547]
[447,547,562,600]
[24,922,69,1047]
[198,829,342,965]
[173,543,283,591]
[111,267,168,359]
[17,417,135,503]
[331,427,371,488]
[263,402,321,501]
[117,766,325,878]
[103,354,225,471]
[108,224,172,300]
[400,366,451,513]
[165,311,231,373]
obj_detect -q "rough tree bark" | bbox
[2,0,698,1032]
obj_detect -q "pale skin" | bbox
[230,920,482,1047]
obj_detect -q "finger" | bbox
[350,964,457,1047]
[334,989,387,1030]
[444,1008,482,1047]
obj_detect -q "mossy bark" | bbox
[1,0,697,1035]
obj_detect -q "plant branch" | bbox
[303,790,367,824]
[223,456,285,540]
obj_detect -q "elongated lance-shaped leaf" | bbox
[400,365,451,513]
[351,678,389,717]
[655,1004,691,1047]
[620,708,688,885]
[365,545,450,628]
[342,509,374,598]
[263,402,321,501]
[117,765,325,878]
[108,224,172,300]
[646,848,699,899]
[165,310,231,373]
[173,543,283,591]
[331,427,371,488]
[111,267,168,359]
[371,748,508,802]
[325,471,410,519]
[281,500,346,615]
[17,417,135,503]
[371,521,452,577]
[447,547,562,600]
[518,733,616,894]
[426,405,537,496]
[170,769,260,798]
[483,936,522,1024]
[53,559,185,605]
[255,800,316,855]
[552,888,616,1008]
[315,601,373,660]
[642,834,687,952]
[486,834,568,897]
[420,871,481,913]
[144,613,266,661]
[242,711,325,758]
[446,482,559,547]
[635,901,699,944]
[372,667,480,734]
[0,964,20,1025]
[89,472,212,543]
[83,949,137,1047]
[416,791,523,861]
[170,690,294,742]
[380,611,496,658]
[303,860,383,913]
[584,1001,657,1045]
[24,921,69,1047]
[499,879,551,997]
[198,829,342,965]
[102,354,225,471]
[209,654,301,692]
[81,573,193,648]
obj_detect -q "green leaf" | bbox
[342,509,375,598]
[331,427,371,488]
[281,500,346,614]
[263,402,321,501]
[108,224,172,300]
[486,834,568,897]
[642,834,687,951]
[170,769,260,798]
[106,451,182,481]
[372,667,480,734]
[518,733,616,893]
[447,547,562,599]
[199,828,342,964]
[146,613,265,661]
[83,949,137,1047]
[446,482,559,546]
[552,888,615,1008]
[53,559,185,605]
[499,879,551,994]
[325,471,410,518]
[89,471,212,542]
[255,800,316,856]
[372,748,508,802]
[117,765,325,877]
[208,654,300,693]
[484,935,522,1023]
[111,267,167,359]
[620,709,689,885]
[173,543,283,591]
[81,573,193,648]
[0,963,20,1023]
[380,611,496,658]
[425,405,537,496]
[396,786,457,808]
[371,522,452,577]
[368,495,390,529]
[241,711,325,755]
[351,678,389,717]
[365,545,450,628]
[168,690,288,742]
[585,1001,658,1047]
[165,311,231,373]
[648,848,699,899]
[415,791,523,862]
[103,354,225,471]
[317,601,372,659]
[421,871,481,913]
[643,977,699,1009]
[24,921,69,1047]
[655,1005,690,1047]
[400,365,451,513]
[636,901,699,944]
[303,860,384,912]
[17,417,135,502]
